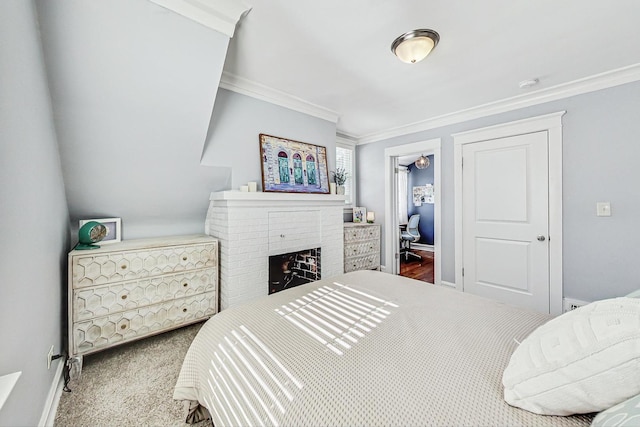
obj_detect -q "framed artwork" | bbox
[79,217,121,244]
[413,184,435,206]
[353,207,366,223]
[259,134,330,194]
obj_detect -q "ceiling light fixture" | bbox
[414,154,430,169]
[391,29,440,64]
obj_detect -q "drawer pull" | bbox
[120,265,127,270]
[182,308,187,313]
[353,249,357,253]
[121,295,127,300]
[182,256,188,261]
[280,234,285,238]
[120,324,126,330]
[183,283,188,288]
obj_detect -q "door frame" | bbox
[384,138,441,284]
[453,111,565,315]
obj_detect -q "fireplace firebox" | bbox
[269,248,321,294]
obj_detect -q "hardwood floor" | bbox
[400,249,434,283]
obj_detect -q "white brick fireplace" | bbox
[205,191,345,310]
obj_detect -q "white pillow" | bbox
[627,289,640,298]
[502,297,640,416]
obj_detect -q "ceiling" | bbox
[222,0,640,142]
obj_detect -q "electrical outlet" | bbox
[47,345,54,370]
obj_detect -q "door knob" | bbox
[537,235,546,241]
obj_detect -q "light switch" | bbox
[596,202,611,217]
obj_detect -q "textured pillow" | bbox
[627,289,640,298]
[592,393,640,426]
[502,297,640,416]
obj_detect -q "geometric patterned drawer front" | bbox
[72,243,217,288]
[343,225,380,243]
[344,253,379,273]
[72,291,217,355]
[344,240,380,258]
[343,224,381,274]
[73,268,217,321]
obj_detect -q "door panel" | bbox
[462,131,549,312]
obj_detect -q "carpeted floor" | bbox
[54,322,212,427]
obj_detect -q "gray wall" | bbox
[0,1,70,425]
[357,80,640,302]
[202,88,337,189]
[36,0,232,240]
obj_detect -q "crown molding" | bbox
[219,72,340,123]
[148,0,251,37]
[336,135,357,148]
[356,63,640,145]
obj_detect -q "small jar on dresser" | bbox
[67,234,218,373]
[343,222,381,272]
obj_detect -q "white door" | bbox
[462,131,549,312]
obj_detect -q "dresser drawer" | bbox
[344,254,379,273]
[72,291,217,355]
[73,268,217,321]
[344,226,380,243]
[344,240,380,258]
[71,243,217,288]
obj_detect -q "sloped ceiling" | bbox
[36,0,237,237]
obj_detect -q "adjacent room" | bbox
[2,0,640,426]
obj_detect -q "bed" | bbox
[174,270,599,426]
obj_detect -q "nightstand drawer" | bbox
[344,254,379,273]
[344,240,379,258]
[344,226,380,243]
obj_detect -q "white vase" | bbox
[336,185,345,195]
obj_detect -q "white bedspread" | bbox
[174,270,593,426]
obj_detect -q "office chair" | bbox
[400,214,421,261]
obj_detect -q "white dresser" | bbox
[68,235,218,363]
[343,223,381,272]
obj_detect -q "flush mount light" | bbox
[391,29,440,64]
[415,154,430,169]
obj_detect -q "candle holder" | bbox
[366,212,375,223]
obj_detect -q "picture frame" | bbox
[412,184,435,206]
[79,217,121,244]
[259,134,330,194]
[353,207,367,223]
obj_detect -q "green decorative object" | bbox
[76,221,108,250]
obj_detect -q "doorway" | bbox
[384,139,441,285]
[397,156,435,283]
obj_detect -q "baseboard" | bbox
[38,360,64,427]
[412,243,434,251]
[440,280,456,288]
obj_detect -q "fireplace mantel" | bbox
[205,191,345,309]
[209,190,345,206]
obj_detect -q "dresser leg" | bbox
[67,356,83,382]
